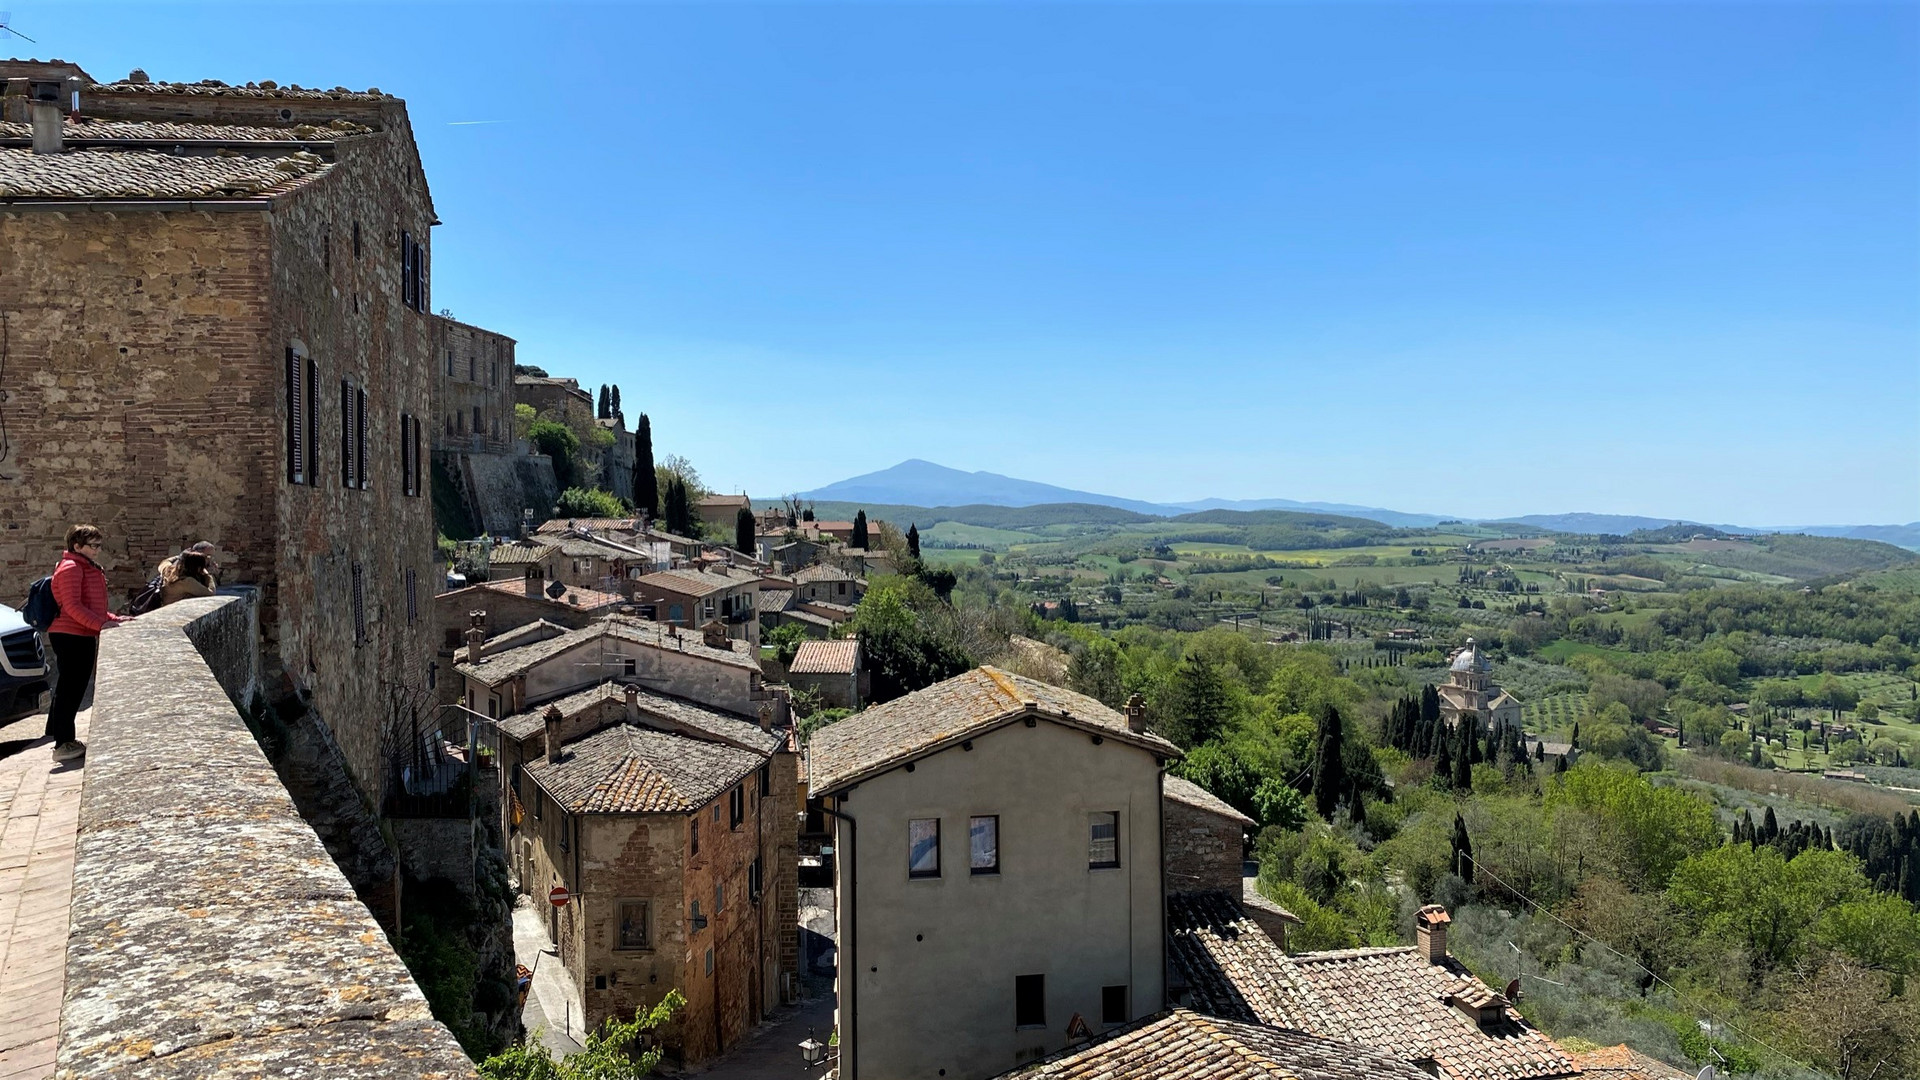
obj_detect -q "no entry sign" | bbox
[548,886,570,907]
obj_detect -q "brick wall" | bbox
[1163,796,1248,896]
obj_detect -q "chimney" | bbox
[29,79,64,155]
[1125,693,1148,734]
[525,567,542,598]
[464,611,487,661]
[544,705,565,765]
[702,620,728,650]
[1415,904,1451,964]
[758,700,773,733]
[623,682,640,723]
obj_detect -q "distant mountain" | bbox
[1493,513,1725,535]
[800,459,1171,516]
[1167,497,1450,529]
[1766,523,1920,550]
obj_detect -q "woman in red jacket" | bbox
[46,524,131,761]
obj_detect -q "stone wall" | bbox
[439,450,560,538]
[66,594,474,1078]
[1163,792,1249,897]
[431,316,516,455]
[393,816,476,892]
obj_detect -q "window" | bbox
[749,857,763,902]
[624,658,637,677]
[837,582,847,596]
[559,812,570,852]
[400,229,427,312]
[352,220,361,258]
[468,355,476,382]
[491,358,499,386]
[405,568,417,625]
[1015,974,1046,1028]
[1089,811,1119,869]
[1102,985,1128,1025]
[340,381,357,488]
[908,818,940,878]
[715,881,724,913]
[729,786,744,829]
[705,947,714,976]
[399,413,422,497]
[690,815,700,856]
[455,409,464,434]
[617,901,650,951]
[305,358,318,484]
[357,386,369,489]
[758,763,770,798]
[351,562,366,646]
[712,803,721,824]
[285,349,306,485]
[446,350,455,377]
[445,628,462,650]
[472,406,483,436]
[409,413,422,496]
[969,816,999,875]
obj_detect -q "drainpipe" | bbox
[820,798,857,1080]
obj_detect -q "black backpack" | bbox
[22,573,60,632]
[125,575,165,616]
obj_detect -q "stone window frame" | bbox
[616,898,651,951]
[969,815,1000,876]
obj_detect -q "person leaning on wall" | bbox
[45,523,133,762]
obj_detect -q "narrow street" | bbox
[511,895,586,1057]
[691,992,835,1080]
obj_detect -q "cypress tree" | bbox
[610,384,621,418]
[1763,806,1780,844]
[1570,721,1580,750]
[852,510,869,549]
[664,477,693,537]
[1311,702,1348,820]
[1435,730,1454,786]
[735,506,755,555]
[597,384,610,419]
[634,415,657,518]
[1453,720,1474,791]
[1451,813,1474,885]
[1554,753,1568,773]
[1421,684,1441,729]
[907,523,921,561]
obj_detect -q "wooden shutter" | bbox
[405,568,418,624]
[286,349,304,484]
[305,358,318,485]
[341,381,355,488]
[416,239,428,313]
[356,386,369,490]
[352,562,366,645]
[399,413,413,497]
[400,230,414,310]
[412,413,423,496]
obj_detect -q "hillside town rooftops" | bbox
[0,118,370,143]
[496,681,780,754]
[486,541,559,567]
[1164,776,1254,827]
[0,145,333,200]
[1167,890,1304,1029]
[808,665,1180,793]
[999,1008,1433,1080]
[793,563,861,584]
[457,615,760,686]
[788,639,860,675]
[439,577,623,613]
[525,723,764,814]
[534,517,639,535]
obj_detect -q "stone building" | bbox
[431,578,622,703]
[515,373,595,426]
[630,566,762,649]
[792,562,865,606]
[599,417,637,504]
[1161,776,1252,896]
[786,639,864,710]
[998,1008,1433,1080]
[433,314,515,453]
[1437,639,1522,730]
[0,62,438,810]
[808,667,1181,1080]
[697,494,752,535]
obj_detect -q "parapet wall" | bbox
[65,593,477,1079]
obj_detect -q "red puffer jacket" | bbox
[49,550,124,636]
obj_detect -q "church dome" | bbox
[1450,639,1485,673]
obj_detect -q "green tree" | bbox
[663,478,693,537]
[478,988,685,1080]
[765,623,813,668]
[1310,702,1349,820]
[1667,844,1868,971]
[735,506,755,555]
[556,487,626,519]
[527,419,580,491]
[1548,762,1721,889]
[597,383,610,419]
[609,384,621,419]
[852,510,870,549]
[907,523,921,561]
[851,576,972,703]
[1164,654,1230,748]
[1450,812,1474,885]
[634,414,657,517]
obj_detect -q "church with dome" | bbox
[1437,638,1523,729]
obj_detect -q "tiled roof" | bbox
[1243,879,1304,926]
[635,568,753,599]
[1567,1044,1690,1080]
[535,517,639,534]
[789,639,860,675]
[808,666,1180,793]
[1165,776,1254,826]
[485,542,557,566]
[458,615,759,685]
[473,577,622,610]
[90,79,392,101]
[793,563,860,584]
[702,495,751,509]
[549,535,646,559]
[525,724,763,814]
[1168,890,1307,1029]
[1278,947,1578,1080]
[1001,1008,1433,1080]
[757,590,795,613]
[0,119,368,142]
[0,146,332,200]
[496,681,779,753]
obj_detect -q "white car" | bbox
[0,602,50,723]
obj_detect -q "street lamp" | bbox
[799,1027,832,1074]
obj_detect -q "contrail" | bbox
[447,120,507,126]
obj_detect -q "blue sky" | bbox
[19,1,1919,523]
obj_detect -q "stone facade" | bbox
[0,74,438,806]
[1162,777,1253,897]
[433,315,516,454]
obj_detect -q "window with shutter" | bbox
[286,349,304,485]
[406,568,417,624]
[352,562,366,646]
[399,413,414,496]
[400,230,414,309]
[340,381,356,488]
[305,359,318,485]
[412,414,423,497]
[356,386,369,490]
[415,239,427,312]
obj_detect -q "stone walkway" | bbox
[512,894,587,1057]
[691,993,835,1080]
[0,706,87,1080]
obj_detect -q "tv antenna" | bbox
[0,13,38,43]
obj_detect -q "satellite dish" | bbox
[1696,1068,1716,1080]
[1504,979,1521,1004]
[546,579,566,599]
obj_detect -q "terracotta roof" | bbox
[1165,776,1255,826]
[535,517,639,534]
[1243,879,1304,926]
[464,578,622,611]
[0,119,368,143]
[1001,1008,1432,1080]
[496,681,779,753]
[756,590,795,613]
[1567,1044,1690,1080]
[1277,947,1578,1080]
[789,639,860,675]
[90,79,392,101]
[1168,890,1307,1029]
[525,724,763,814]
[457,615,759,685]
[702,495,751,509]
[635,567,756,599]
[808,666,1180,793]
[793,563,861,584]
[548,535,646,559]
[0,146,332,200]
[486,542,557,566]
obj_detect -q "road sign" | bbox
[548,886,570,907]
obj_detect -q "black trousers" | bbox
[46,632,97,745]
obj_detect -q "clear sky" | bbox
[17,1,1919,523]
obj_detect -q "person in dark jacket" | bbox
[46,524,131,761]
